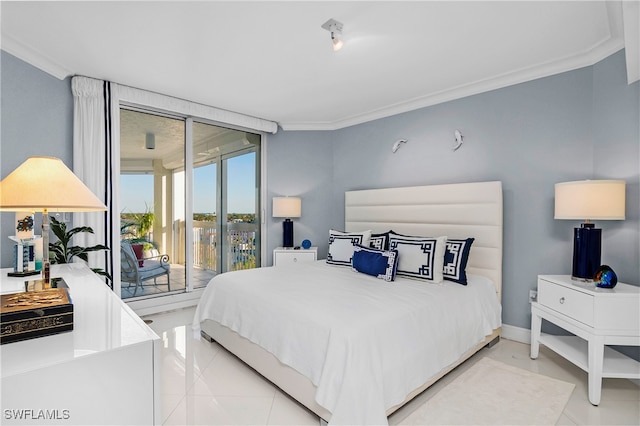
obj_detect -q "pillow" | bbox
[131,244,144,267]
[443,238,475,285]
[388,233,447,283]
[327,229,372,267]
[369,231,390,251]
[351,244,399,282]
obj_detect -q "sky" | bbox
[120,152,256,215]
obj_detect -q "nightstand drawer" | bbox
[538,279,594,326]
[273,248,317,266]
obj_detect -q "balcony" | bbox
[121,220,258,299]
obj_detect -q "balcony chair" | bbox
[120,241,170,296]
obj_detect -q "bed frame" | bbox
[201,181,503,423]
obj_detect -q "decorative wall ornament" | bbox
[392,139,407,153]
[453,130,464,151]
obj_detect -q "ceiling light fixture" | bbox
[145,133,155,150]
[321,18,344,52]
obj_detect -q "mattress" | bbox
[193,260,501,425]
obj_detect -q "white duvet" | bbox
[193,261,501,425]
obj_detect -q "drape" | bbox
[72,76,118,286]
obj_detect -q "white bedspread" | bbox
[193,261,501,425]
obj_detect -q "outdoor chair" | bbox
[120,241,170,296]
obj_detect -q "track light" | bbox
[321,18,344,51]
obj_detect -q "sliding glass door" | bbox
[119,108,261,300]
[192,122,260,287]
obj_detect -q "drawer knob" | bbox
[559,297,565,304]
[293,258,297,262]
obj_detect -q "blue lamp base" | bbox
[572,223,601,281]
[282,219,294,248]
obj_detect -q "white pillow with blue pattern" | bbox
[326,229,372,267]
[388,233,447,283]
[351,244,399,282]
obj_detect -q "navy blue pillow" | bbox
[443,238,474,285]
[351,244,399,282]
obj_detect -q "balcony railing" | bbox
[192,221,258,272]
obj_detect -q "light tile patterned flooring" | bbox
[143,307,640,425]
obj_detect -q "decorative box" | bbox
[0,287,73,345]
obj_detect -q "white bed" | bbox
[194,181,503,425]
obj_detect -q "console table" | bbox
[1,264,160,425]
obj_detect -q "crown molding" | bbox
[1,33,71,80]
[281,37,625,132]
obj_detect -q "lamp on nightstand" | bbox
[273,197,301,248]
[554,180,626,281]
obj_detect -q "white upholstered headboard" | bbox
[345,181,503,300]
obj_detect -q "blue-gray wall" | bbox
[0,51,73,267]
[267,50,640,335]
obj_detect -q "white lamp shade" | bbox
[555,180,625,220]
[0,156,107,212]
[273,197,301,218]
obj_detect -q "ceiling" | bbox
[1,1,638,131]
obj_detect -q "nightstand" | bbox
[530,275,640,405]
[273,247,317,266]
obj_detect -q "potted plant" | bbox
[49,216,111,281]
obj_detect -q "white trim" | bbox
[282,39,624,131]
[501,324,531,345]
[622,1,640,84]
[1,33,71,79]
[116,84,278,134]
[127,287,204,317]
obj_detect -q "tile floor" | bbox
[143,307,640,425]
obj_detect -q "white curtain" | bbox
[72,76,119,286]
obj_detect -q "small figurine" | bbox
[594,265,618,288]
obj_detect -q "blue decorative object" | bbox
[594,265,617,288]
[301,239,311,249]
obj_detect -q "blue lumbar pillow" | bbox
[351,244,399,282]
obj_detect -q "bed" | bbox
[193,181,503,425]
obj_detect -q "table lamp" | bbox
[272,197,301,248]
[0,156,107,283]
[554,180,626,281]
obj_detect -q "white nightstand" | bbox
[273,247,317,266]
[530,275,640,405]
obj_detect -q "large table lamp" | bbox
[0,156,107,283]
[273,197,301,248]
[554,180,626,281]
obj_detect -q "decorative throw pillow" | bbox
[369,231,390,251]
[131,244,144,267]
[327,229,372,267]
[443,238,475,285]
[351,244,399,282]
[388,233,447,283]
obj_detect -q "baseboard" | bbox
[126,288,203,316]
[501,324,531,344]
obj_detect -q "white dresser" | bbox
[273,247,317,266]
[1,264,160,425]
[530,275,640,406]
